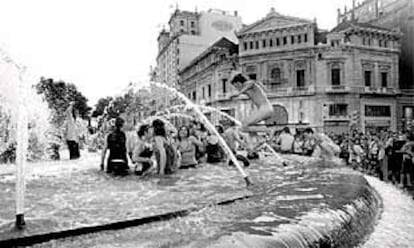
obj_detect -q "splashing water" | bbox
[0,48,50,227]
[146,82,250,185]
[0,48,50,160]
[361,175,414,247]
[197,105,242,127]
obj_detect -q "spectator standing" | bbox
[63,102,81,160]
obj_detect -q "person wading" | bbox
[100,117,130,176]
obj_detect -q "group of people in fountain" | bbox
[96,70,340,176]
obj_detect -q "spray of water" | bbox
[196,105,242,127]
[0,48,50,160]
[146,82,251,186]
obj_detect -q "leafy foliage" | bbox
[35,77,91,127]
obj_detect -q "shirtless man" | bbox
[228,70,274,132]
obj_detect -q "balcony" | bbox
[325,85,350,93]
[362,86,397,95]
[324,115,349,121]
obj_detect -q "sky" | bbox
[0,0,353,106]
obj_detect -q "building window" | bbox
[384,40,388,48]
[208,84,211,97]
[202,87,205,99]
[255,41,259,49]
[190,21,195,28]
[283,37,287,45]
[296,70,305,87]
[379,40,383,47]
[365,105,391,117]
[367,38,372,46]
[244,42,248,50]
[331,68,341,85]
[248,74,257,80]
[262,39,266,48]
[304,34,308,42]
[222,79,227,93]
[381,72,388,88]
[250,41,254,49]
[269,39,273,47]
[276,38,280,46]
[364,71,372,87]
[298,35,301,43]
[180,28,184,33]
[270,68,282,85]
[291,36,295,44]
[403,106,413,120]
[180,20,184,26]
[362,37,366,45]
[191,30,196,35]
[192,91,196,100]
[329,104,348,116]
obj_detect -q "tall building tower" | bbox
[153,8,242,89]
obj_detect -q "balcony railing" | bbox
[325,85,350,93]
[362,86,396,94]
[202,85,401,102]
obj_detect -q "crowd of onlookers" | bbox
[330,129,414,188]
[267,126,414,189]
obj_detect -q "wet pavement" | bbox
[0,153,381,247]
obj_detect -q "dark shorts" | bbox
[401,158,413,174]
[107,161,128,175]
[66,140,80,160]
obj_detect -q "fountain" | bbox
[1,75,414,247]
[0,49,50,229]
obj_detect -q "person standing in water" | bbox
[63,102,81,160]
[100,117,130,176]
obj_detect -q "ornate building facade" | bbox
[180,8,401,133]
[337,0,414,130]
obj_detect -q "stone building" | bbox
[178,37,239,123]
[154,8,242,88]
[180,8,401,133]
[337,0,414,130]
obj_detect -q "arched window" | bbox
[270,68,281,85]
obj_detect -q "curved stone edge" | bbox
[362,175,414,247]
[0,194,252,247]
[263,176,383,248]
[0,174,384,248]
[209,176,383,248]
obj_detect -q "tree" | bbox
[36,77,91,127]
[92,97,113,117]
